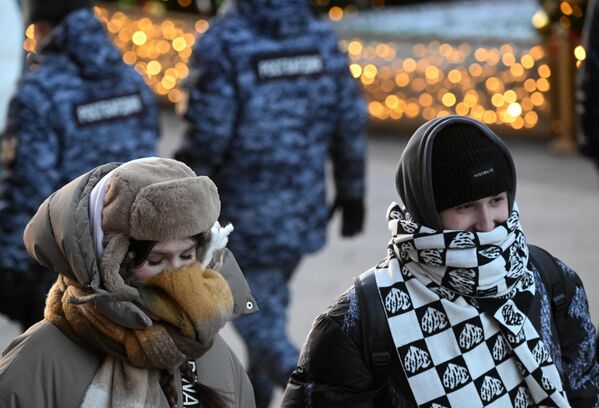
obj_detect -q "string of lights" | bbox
[21,2,588,132]
[343,39,551,130]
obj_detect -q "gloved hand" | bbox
[328,197,365,237]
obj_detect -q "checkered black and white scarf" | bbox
[372,202,569,407]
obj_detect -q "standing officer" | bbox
[0,0,159,331]
[174,0,368,406]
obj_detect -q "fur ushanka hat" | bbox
[78,157,231,329]
[96,157,220,299]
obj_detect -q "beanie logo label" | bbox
[472,163,496,184]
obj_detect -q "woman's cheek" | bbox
[131,264,163,280]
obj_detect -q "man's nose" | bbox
[474,208,495,232]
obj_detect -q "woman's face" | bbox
[439,192,509,232]
[130,238,197,280]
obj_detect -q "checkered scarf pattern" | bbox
[372,202,570,407]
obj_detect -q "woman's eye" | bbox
[147,259,163,266]
[180,253,194,261]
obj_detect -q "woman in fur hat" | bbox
[282,115,599,407]
[0,157,258,408]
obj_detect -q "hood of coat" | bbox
[234,0,312,37]
[395,115,517,230]
[23,162,257,327]
[24,162,115,287]
[38,8,124,79]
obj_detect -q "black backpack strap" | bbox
[354,269,392,390]
[528,244,568,341]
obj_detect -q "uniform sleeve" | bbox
[554,259,599,407]
[328,39,367,201]
[281,301,380,407]
[174,28,238,178]
[0,83,61,273]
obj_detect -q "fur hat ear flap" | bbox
[69,231,151,329]
[99,232,140,300]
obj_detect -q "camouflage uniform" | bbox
[174,0,367,405]
[0,8,159,330]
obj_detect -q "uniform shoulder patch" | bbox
[73,92,146,127]
[252,49,324,83]
[1,133,19,168]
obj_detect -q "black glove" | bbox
[328,197,365,237]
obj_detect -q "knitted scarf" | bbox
[372,202,569,407]
[45,263,234,408]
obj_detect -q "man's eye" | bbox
[456,203,473,211]
[492,196,505,205]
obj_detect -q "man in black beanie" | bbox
[0,0,159,331]
[282,115,598,407]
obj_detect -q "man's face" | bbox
[439,192,509,232]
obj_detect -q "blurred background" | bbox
[16,0,587,148]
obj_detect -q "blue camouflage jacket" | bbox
[175,0,367,269]
[0,9,158,275]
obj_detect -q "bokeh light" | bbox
[21,6,557,131]
[340,37,554,130]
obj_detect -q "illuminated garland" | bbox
[343,39,550,129]
[22,4,589,131]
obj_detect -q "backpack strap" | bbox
[354,269,392,390]
[528,244,568,342]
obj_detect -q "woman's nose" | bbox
[170,258,186,270]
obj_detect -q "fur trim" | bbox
[99,233,140,299]
[130,177,220,241]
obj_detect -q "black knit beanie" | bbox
[432,124,512,212]
[22,0,92,25]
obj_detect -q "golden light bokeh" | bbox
[348,40,363,56]
[532,9,549,30]
[21,6,559,131]
[194,19,209,33]
[574,45,586,61]
[132,30,147,46]
[560,1,574,16]
[342,34,554,129]
[147,60,162,75]
[328,6,344,21]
